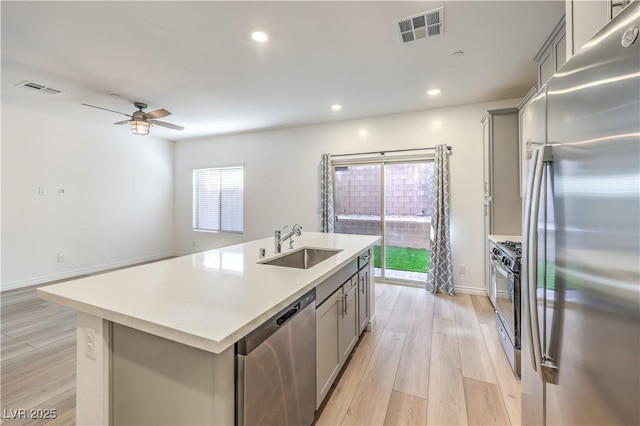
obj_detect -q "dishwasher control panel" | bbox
[237,288,316,356]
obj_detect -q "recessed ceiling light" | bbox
[427,89,441,96]
[251,31,269,42]
[331,104,342,111]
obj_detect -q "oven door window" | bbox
[492,257,516,342]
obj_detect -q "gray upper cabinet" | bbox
[482,108,522,235]
[517,87,541,197]
[482,108,522,292]
[565,0,632,60]
[535,16,567,88]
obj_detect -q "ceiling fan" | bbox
[82,101,185,135]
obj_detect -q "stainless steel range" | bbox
[490,240,521,376]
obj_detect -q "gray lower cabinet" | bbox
[339,276,359,362]
[315,253,371,410]
[315,276,359,409]
[357,267,369,335]
[315,289,341,408]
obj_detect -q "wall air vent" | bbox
[16,80,63,95]
[396,7,444,44]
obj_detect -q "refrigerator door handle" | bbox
[541,360,560,384]
[524,145,548,379]
[522,147,539,372]
[523,147,537,372]
[541,161,562,386]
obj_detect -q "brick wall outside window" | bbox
[334,163,433,249]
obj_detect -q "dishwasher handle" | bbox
[276,303,300,326]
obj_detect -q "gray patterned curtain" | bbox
[320,154,335,233]
[426,145,454,295]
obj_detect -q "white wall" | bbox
[175,98,519,293]
[1,104,175,290]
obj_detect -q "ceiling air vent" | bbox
[396,7,444,44]
[16,80,63,95]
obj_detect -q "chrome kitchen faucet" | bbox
[274,224,302,253]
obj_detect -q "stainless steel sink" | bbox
[259,247,342,269]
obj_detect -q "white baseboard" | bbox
[373,278,487,297]
[454,285,488,296]
[1,253,177,292]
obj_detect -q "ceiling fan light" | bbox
[130,120,150,135]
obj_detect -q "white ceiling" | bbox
[1,1,565,141]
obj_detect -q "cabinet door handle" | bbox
[344,283,357,315]
[343,293,348,316]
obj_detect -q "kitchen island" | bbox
[38,232,380,425]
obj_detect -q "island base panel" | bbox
[111,323,234,425]
[76,312,111,425]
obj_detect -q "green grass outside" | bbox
[373,246,430,273]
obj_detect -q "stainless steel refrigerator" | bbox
[521,2,639,425]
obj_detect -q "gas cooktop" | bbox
[498,240,522,258]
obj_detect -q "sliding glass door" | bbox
[334,159,433,283]
[383,162,433,281]
[334,164,383,277]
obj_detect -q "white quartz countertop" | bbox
[38,232,380,354]
[488,234,522,244]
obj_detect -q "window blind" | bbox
[193,166,244,233]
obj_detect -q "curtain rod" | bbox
[330,145,451,158]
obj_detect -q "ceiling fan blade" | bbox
[114,120,130,125]
[149,120,184,131]
[144,109,171,119]
[82,103,132,118]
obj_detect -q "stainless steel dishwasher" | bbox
[236,289,316,426]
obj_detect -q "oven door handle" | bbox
[491,257,514,281]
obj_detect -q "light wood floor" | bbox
[316,283,521,426]
[1,286,77,425]
[1,283,520,425]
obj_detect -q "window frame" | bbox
[192,164,245,234]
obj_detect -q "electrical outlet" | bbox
[59,187,65,196]
[57,253,64,263]
[38,187,46,196]
[85,327,97,360]
[458,264,466,274]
